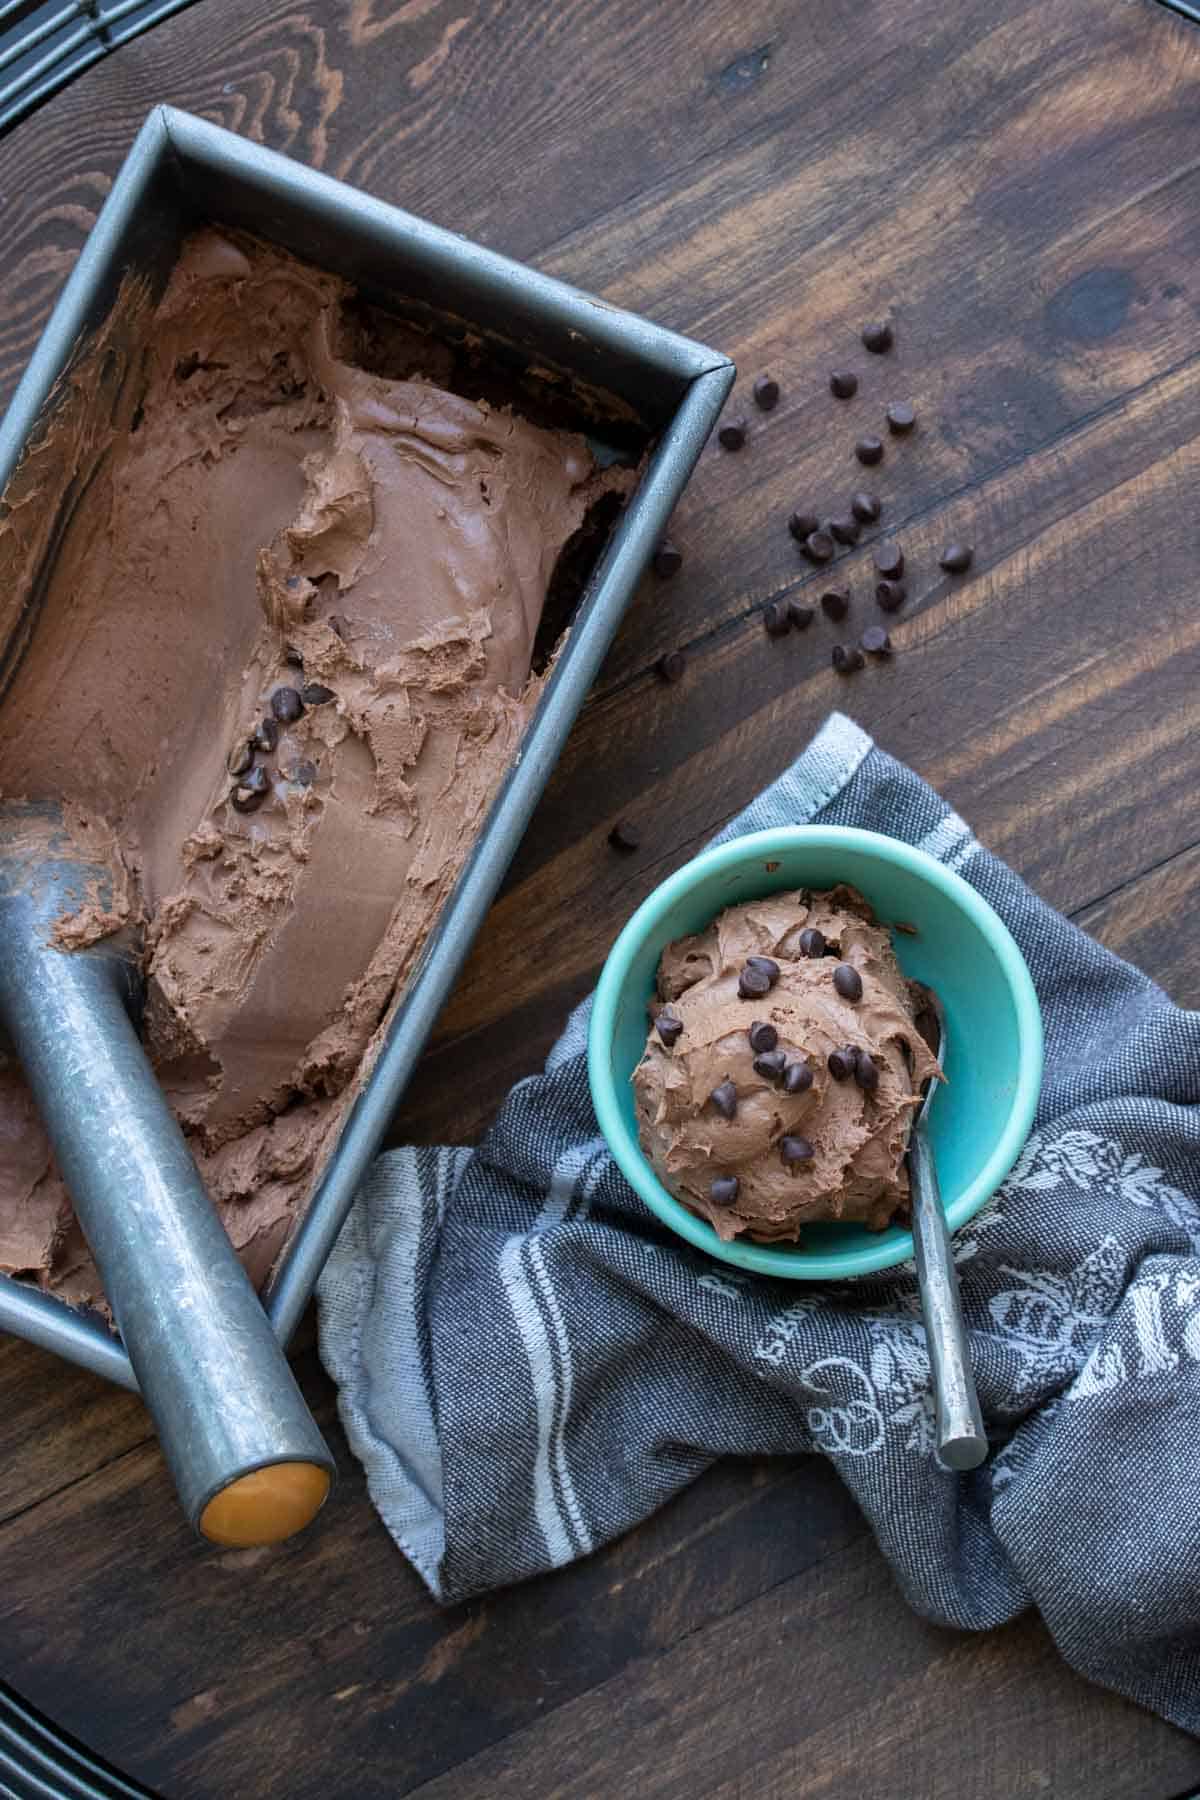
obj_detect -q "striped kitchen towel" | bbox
[317,712,1200,1736]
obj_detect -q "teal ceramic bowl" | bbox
[588,825,1043,1279]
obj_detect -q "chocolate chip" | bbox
[830,370,859,399]
[829,514,862,546]
[788,510,821,542]
[764,601,792,638]
[284,645,304,669]
[940,542,974,573]
[802,530,836,564]
[861,625,892,655]
[301,683,335,706]
[875,579,907,612]
[780,1135,815,1166]
[227,741,254,778]
[270,686,305,724]
[784,1060,814,1094]
[855,436,884,466]
[748,1021,778,1054]
[710,1080,738,1120]
[292,760,318,786]
[787,600,815,631]
[718,418,748,451]
[253,717,279,753]
[798,927,826,958]
[753,374,781,411]
[874,543,904,579]
[886,401,916,434]
[854,1050,879,1090]
[657,649,687,683]
[230,766,270,813]
[851,491,882,523]
[832,643,866,674]
[656,1013,683,1048]
[608,820,640,853]
[828,1048,855,1081]
[738,966,771,999]
[710,1176,740,1205]
[833,962,864,1001]
[821,588,850,623]
[753,1049,788,1082]
[653,540,683,579]
[861,321,894,353]
[328,615,347,639]
[746,956,780,985]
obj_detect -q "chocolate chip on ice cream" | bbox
[633,885,941,1242]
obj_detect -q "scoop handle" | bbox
[909,1127,988,1471]
[0,916,334,1545]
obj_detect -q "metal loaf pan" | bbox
[0,106,734,1389]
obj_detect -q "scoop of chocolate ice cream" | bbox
[633,885,941,1242]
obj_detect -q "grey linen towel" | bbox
[318,712,1200,1733]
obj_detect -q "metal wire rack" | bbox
[0,1680,160,1798]
[0,0,199,137]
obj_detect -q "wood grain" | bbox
[2,0,1200,1791]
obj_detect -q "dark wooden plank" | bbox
[395,346,1200,1145]
[1078,844,1200,1009]
[397,1539,1200,1800]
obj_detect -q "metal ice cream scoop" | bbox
[0,802,335,1545]
[909,989,988,1471]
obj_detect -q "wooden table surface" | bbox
[4,0,1200,1794]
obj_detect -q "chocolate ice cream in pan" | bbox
[635,887,942,1243]
[0,108,733,1387]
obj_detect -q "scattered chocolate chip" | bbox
[940,542,974,573]
[710,1080,738,1120]
[832,643,866,674]
[764,601,792,638]
[301,683,335,706]
[851,491,882,524]
[886,401,916,434]
[292,760,318,787]
[798,927,826,958]
[855,436,884,466]
[828,1048,855,1081]
[854,1050,879,1091]
[788,510,821,542]
[284,645,304,669]
[656,1013,683,1048]
[753,374,781,411]
[875,579,907,612]
[738,966,771,999]
[657,649,687,683]
[227,741,254,778]
[653,540,683,579]
[821,588,850,623]
[784,1060,814,1095]
[718,418,748,451]
[829,513,862,546]
[861,321,894,354]
[328,615,347,638]
[874,543,904,579]
[787,600,815,631]
[748,1021,778,1054]
[270,686,305,724]
[710,1176,740,1205]
[861,625,892,655]
[253,717,279,753]
[830,370,859,399]
[780,1135,815,1166]
[802,530,836,564]
[753,1049,788,1082]
[608,820,640,853]
[746,956,781,985]
[833,962,864,1001]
